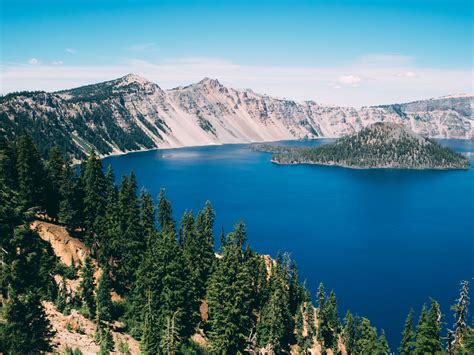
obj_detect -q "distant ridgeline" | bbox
[0,74,472,160]
[1,131,473,354]
[256,123,470,169]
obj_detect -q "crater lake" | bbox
[104,139,474,348]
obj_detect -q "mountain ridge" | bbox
[0,74,472,159]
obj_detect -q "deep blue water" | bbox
[104,139,474,349]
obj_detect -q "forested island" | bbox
[255,122,470,170]
[1,131,473,354]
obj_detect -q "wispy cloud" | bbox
[338,75,362,87]
[27,58,39,65]
[124,42,157,52]
[52,60,64,65]
[2,54,472,106]
[65,48,77,54]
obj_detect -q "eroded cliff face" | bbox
[1,74,472,159]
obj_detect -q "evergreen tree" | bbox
[0,188,54,353]
[399,308,415,355]
[376,329,390,354]
[414,300,443,354]
[114,172,146,292]
[206,223,253,353]
[343,310,355,355]
[0,137,18,190]
[160,310,181,355]
[140,290,160,354]
[354,317,378,354]
[59,161,82,232]
[256,263,291,352]
[97,325,114,355]
[132,224,190,349]
[80,255,96,318]
[15,130,47,211]
[449,280,470,353]
[45,146,65,221]
[81,150,107,249]
[305,298,317,351]
[158,188,174,233]
[97,265,113,322]
[140,188,156,246]
[0,288,54,353]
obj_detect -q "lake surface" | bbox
[104,139,474,348]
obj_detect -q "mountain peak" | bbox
[116,73,152,86]
[198,77,223,89]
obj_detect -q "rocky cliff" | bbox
[0,74,472,159]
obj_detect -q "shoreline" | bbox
[270,159,471,171]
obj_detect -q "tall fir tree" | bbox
[354,317,378,354]
[376,329,390,354]
[414,300,443,354]
[448,280,470,353]
[15,130,47,211]
[0,187,54,353]
[206,223,253,353]
[45,146,65,221]
[81,150,107,249]
[399,308,415,355]
[343,310,356,355]
[80,255,96,318]
[97,265,113,322]
[59,161,82,232]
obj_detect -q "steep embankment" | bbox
[0,74,472,159]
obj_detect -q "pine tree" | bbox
[0,288,54,353]
[132,222,190,349]
[158,188,174,233]
[140,290,160,354]
[15,130,47,211]
[354,317,378,354]
[81,150,107,248]
[376,329,390,354]
[256,262,291,352]
[414,300,442,354]
[114,172,146,292]
[97,265,113,322]
[160,310,181,354]
[0,137,18,190]
[305,298,317,351]
[0,188,54,353]
[140,188,156,246]
[59,161,82,232]
[206,224,253,353]
[97,324,114,354]
[45,146,65,221]
[399,308,415,354]
[343,310,355,355]
[80,255,96,318]
[449,280,470,353]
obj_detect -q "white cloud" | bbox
[125,42,157,52]
[52,60,64,65]
[338,75,362,86]
[28,58,39,65]
[2,54,473,106]
[66,48,77,54]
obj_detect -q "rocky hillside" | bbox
[260,122,470,169]
[0,74,472,159]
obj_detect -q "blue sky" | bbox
[1,0,472,105]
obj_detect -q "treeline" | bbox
[0,131,472,354]
[255,123,469,169]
